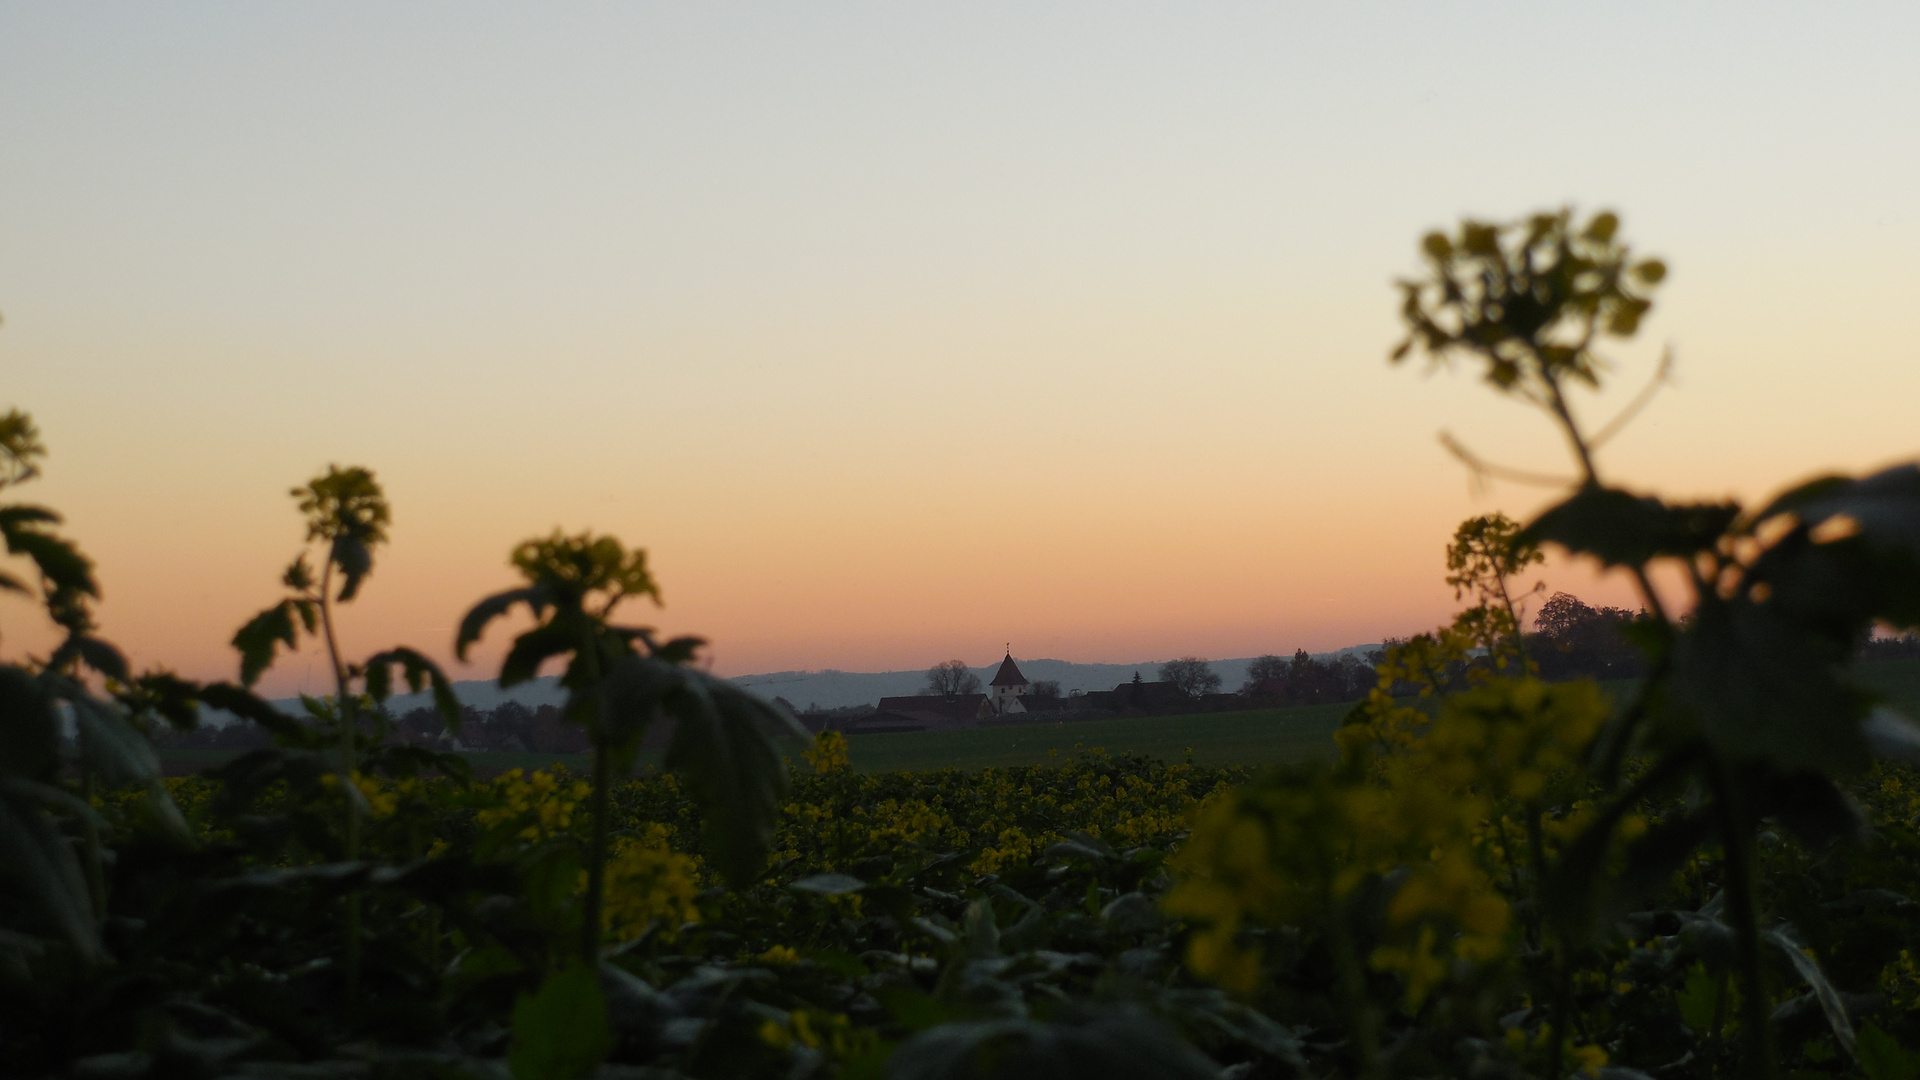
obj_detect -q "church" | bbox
[987,650,1031,715]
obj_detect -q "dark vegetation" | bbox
[5,207,1920,1080]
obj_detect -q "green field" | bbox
[843,702,1354,772]
[157,659,1920,778]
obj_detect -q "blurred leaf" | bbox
[363,646,460,728]
[330,535,371,601]
[2,519,97,600]
[1763,925,1855,1058]
[790,873,867,896]
[231,601,300,687]
[1863,706,1920,762]
[115,670,204,732]
[0,778,103,960]
[500,622,575,688]
[1676,963,1721,1035]
[198,682,302,738]
[66,687,160,789]
[1669,596,1868,769]
[1524,487,1738,567]
[1859,1021,1920,1080]
[661,677,801,887]
[67,636,128,681]
[455,586,549,661]
[596,653,681,745]
[508,963,612,1080]
[884,1007,1217,1080]
[0,665,60,779]
[1764,464,1920,547]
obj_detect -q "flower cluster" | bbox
[599,822,701,942]
[476,767,592,841]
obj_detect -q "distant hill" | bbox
[349,646,1392,717]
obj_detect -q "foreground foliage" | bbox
[5,206,1920,1079]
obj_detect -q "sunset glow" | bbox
[3,4,1916,696]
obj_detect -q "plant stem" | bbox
[76,731,107,923]
[318,557,362,1000]
[1709,764,1775,1080]
[1325,887,1381,1080]
[581,731,611,966]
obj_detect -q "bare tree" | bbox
[1158,657,1221,697]
[1028,679,1061,700]
[923,659,982,696]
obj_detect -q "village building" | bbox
[988,650,1030,716]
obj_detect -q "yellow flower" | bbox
[759,945,800,965]
[804,731,851,774]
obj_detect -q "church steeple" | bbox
[989,649,1029,715]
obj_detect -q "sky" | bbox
[1,3,1916,696]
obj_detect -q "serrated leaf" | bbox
[662,678,800,887]
[199,682,302,737]
[363,646,461,728]
[70,636,128,681]
[231,601,299,687]
[500,622,576,688]
[1857,1021,1920,1080]
[508,963,612,1080]
[455,586,549,660]
[1525,486,1738,568]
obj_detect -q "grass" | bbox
[156,659,1920,778]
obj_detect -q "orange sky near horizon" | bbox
[2,5,1916,697]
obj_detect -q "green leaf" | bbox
[231,601,300,687]
[115,671,204,732]
[886,1007,1218,1080]
[67,636,128,681]
[1858,1021,1920,1080]
[1676,963,1721,1035]
[198,682,302,738]
[790,873,867,895]
[330,534,372,601]
[0,517,97,599]
[1524,486,1738,568]
[65,685,160,788]
[0,665,61,780]
[1669,595,1869,769]
[363,647,461,729]
[500,622,576,688]
[661,677,803,887]
[1764,464,1920,547]
[0,779,103,960]
[597,653,682,745]
[1763,926,1855,1059]
[508,963,612,1080]
[455,586,549,661]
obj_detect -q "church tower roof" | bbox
[989,652,1029,687]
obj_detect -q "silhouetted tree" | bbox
[1242,655,1288,694]
[1527,592,1648,680]
[1159,657,1221,697]
[1028,680,1061,699]
[923,659,982,696]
